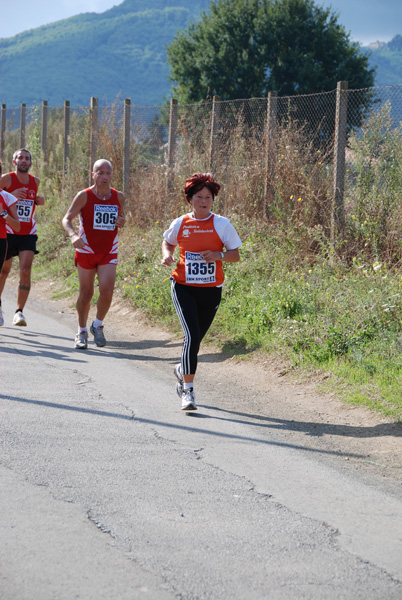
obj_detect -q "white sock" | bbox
[183,382,194,391]
[93,318,103,329]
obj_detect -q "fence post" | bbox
[20,103,26,148]
[264,91,278,219]
[0,104,5,163]
[64,100,70,175]
[331,80,348,243]
[123,98,131,194]
[210,95,221,171]
[167,98,178,169]
[41,100,48,161]
[89,97,98,184]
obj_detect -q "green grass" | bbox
[24,99,402,422]
[32,206,402,421]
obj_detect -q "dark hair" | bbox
[13,148,32,162]
[183,172,220,203]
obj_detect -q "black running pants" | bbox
[171,279,222,375]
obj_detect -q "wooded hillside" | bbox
[0,0,401,107]
[0,0,209,106]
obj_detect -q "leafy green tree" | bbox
[266,0,375,94]
[167,0,270,102]
[167,0,375,102]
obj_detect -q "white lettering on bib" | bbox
[185,251,216,284]
[93,205,118,230]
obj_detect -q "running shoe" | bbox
[180,388,197,411]
[174,363,183,394]
[0,307,3,326]
[74,331,88,350]
[90,322,106,347]
[13,310,27,326]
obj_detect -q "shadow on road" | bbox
[202,405,402,441]
[0,393,377,461]
[0,329,180,363]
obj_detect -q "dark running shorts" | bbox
[6,234,38,260]
[0,238,7,268]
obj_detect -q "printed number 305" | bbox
[95,212,116,225]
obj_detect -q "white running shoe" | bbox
[180,388,197,411]
[174,363,183,384]
[174,363,183,395]
[75,331,88,350]
[0,307,4,326]
[13,311,27,326]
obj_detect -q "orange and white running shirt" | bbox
[163,212,242,287]
[76,187,121,255]
[5,173,38,235]
[0,191,18,239]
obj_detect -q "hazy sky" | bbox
[1,0,401,45]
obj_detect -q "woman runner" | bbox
[162,173,242,411]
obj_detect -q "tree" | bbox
[166,0,375,103]
[265,0,375,94]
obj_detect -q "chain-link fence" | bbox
[1,83,402,240]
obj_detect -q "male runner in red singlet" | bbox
[62,159,126,349]
[0,148,45,327]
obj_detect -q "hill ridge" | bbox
[1,1,401,107]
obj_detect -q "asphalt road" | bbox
[1,290,402,599]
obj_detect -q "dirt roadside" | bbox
[22,278,402,485]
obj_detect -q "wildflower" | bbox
[297,198,302,202]
[373,263,382,272]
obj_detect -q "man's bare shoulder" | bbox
[70,189,89,210]
[0,173,12,190]
[74,188,89,204]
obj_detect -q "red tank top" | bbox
[171,213,225,287]
[77,187,121,255]
[0,194,12,239]
[5,172,38,235]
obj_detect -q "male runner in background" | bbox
[0,148,45,327]
[62,159,126,349]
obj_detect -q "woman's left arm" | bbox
[200,248,240,263]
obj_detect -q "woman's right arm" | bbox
[161,240,177,267]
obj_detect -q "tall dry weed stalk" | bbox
[6,98,401,266]
[344,101,402,263]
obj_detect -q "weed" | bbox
[5,98,402,420]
